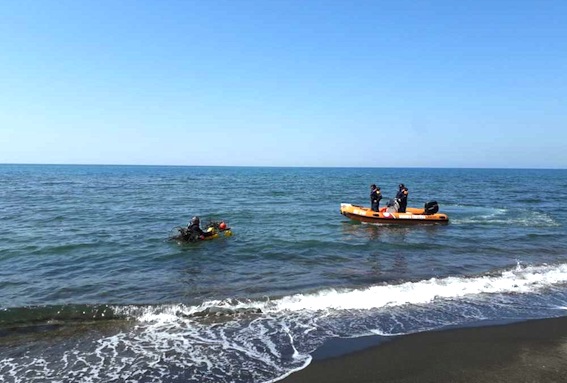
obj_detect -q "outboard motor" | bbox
[386,199,400,213]
[423,201,439,215]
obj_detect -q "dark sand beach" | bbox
[281,316,567,383]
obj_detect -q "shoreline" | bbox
[280,315,567,383]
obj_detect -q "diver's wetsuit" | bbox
[187,223,205,237]
[396,188,408,213]
[183,223,213,241]
[370,187,382,212]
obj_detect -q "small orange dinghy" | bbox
[340,201,449,225]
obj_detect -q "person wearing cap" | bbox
[370,184,383,212]
[396,184,409,213]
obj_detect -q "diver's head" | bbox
[399,183,405,189]
[190,216,200,225]
[371,184,376,189]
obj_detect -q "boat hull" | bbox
[340,203,449,225]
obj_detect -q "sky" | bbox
[0,0,565,168]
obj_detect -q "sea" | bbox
[1,164,567,383]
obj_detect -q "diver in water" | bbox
[185,216,214,241]
[396,184,409,213]
[370,184,382,211]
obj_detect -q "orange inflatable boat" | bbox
[340,201,449,225]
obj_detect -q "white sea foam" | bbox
[449,205,559,227]
[109,264,567,331]
[275,264,567,311]
[103,263,567,382]
[154,263,567,317]
[5,264,567,383]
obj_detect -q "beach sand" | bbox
[281,316,567,383]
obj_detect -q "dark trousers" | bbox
[371,201,380,211]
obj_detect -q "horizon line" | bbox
[0,162,565,171]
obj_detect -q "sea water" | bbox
[1,165,567,382]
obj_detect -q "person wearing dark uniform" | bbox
[370,184,382,212]
[396,184,409,213]
[186,216,214,241]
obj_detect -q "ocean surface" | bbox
[1,164,567,383]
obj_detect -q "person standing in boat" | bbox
[396,184,409,213]
[370,184,383,211]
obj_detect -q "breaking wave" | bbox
[3,263,567,383]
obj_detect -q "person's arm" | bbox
[189,224,206,237]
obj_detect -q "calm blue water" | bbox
[1,164,567,382]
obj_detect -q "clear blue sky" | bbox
[1,0,565,168]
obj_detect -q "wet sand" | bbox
[281,316,567,383]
